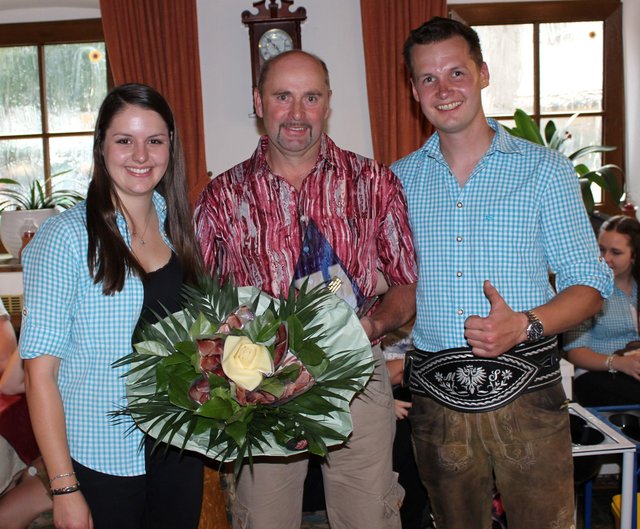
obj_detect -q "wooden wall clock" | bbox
[242,0,307,90]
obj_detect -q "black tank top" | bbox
[138,252,183,327]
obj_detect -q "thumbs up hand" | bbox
[464,280,528,358]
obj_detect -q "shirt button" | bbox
[456,271,463,277]
[456,236,463,243]
[457,309,464,316]
[456,202,463,208]
[303,246,310,253]
[300,215,309,223]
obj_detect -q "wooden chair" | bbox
[198,465,231,529]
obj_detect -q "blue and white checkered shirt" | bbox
[20,192,169,476]
[564,281,639,357]
[391,119,613,353]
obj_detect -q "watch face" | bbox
[258,28,294,61]
[524,310,544,342]
[527,320,544,341]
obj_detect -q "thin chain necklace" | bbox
[132,208,154,246]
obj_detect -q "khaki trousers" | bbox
[232,345,403,529]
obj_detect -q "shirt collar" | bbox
[422,117,526,163]
[249,133,338,179]
[151,190,168,222]
[487,117,527,155]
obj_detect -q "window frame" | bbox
[451,1,624,213]
[0,19,112,192]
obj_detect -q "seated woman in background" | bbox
[0,298,51,529]
[0,298,17,376]
[0,348,52,529]
[564,214,640,406]
[0,344,23,396]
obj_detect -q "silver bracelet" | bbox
[49,471,76,485]
[605,355,617,374]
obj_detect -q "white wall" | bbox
[622,0,640,205]
[2,0,638,198]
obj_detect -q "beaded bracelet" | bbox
[51,482,81,496]
[605,354,618,374]
[49,471,76,485]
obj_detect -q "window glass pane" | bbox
[540,22,603,114]
[0,46,41,135]
[541,115,603,202]
[541,115,603,166]
[496,119,516,130]
[475,24,534,116]
[0,138,44,188]
[591,183,603,204]
[45,42,107,133]
[49,136,93,195]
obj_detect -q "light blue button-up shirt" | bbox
[391,119,613,353]
[564,281,639,357]
[20,192,169,476]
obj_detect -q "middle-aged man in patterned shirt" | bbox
[195,50,418,529]
[391,16,613,529]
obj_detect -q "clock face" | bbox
[258,28,294,61]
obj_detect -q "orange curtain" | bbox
[99,0,209,203]
[360,0,447,165]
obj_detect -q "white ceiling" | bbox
[0,0,98,9]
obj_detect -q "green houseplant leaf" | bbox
[0,171,85,211]
[504,109,545,145]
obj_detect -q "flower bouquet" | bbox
[113,278,374,470]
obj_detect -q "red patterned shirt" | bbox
[195,134,417,301]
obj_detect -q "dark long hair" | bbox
[86,83,203,295]
[601,215,640,327]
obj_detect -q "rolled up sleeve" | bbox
[20,216,80,360]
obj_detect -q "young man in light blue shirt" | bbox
[391,16,613,529]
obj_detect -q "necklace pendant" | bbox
[140,238,146,246]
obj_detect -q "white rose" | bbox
[222,336,273,391]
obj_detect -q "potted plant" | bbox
[0,172,85,258]
[505,109,623,214]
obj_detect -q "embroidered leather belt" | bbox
[404,336,561,413]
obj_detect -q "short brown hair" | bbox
[403,16,484,80]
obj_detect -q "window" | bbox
[452,1,624,213]
[0,19,110,198]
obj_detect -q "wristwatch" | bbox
[523,310,544,343]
